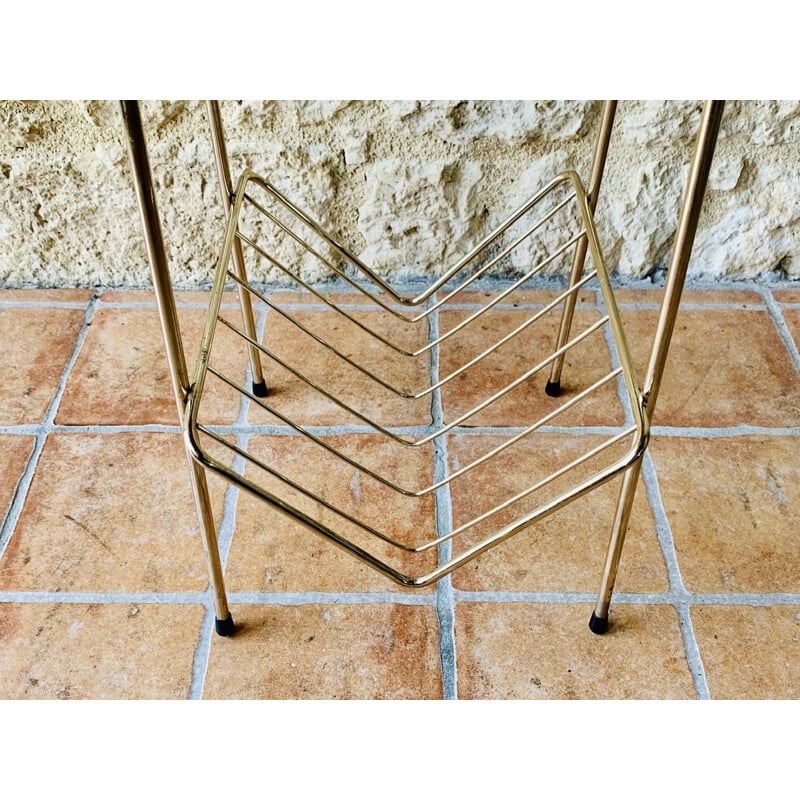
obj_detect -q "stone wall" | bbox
[0,100,798,287]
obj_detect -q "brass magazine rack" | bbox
[121,100,724,637]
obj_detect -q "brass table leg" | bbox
[547,100,617,396]
[589,100,725,634]
[120,100,234,636]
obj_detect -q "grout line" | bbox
[428,304,458,700]
[674,601,711,700]
[0,424,184,435]
[761,286,800,378]
[640,451,710,700]
[0,298,775,313]
[202,423,636,438]
[650,425,800,438]
[188,603,217,700]
[95,302,240,310]
[184,300,775,313]
[0,297,98,562]
[1,588,796,606]
[0,301,93,309]
[226,592,437,605]
[2,278,796,304]
[4,421,798,439]
[615,303,767,311]
[0,435,47,561]
[455,591,600,603]
[43,296,98,426]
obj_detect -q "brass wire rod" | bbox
[193,419,639,557]
[204,351,620,499]
[194,424,418,551]
[234,225,585,357]
[206,101,266,393]
[241,187,579,324]
[224,264,598,402]
[203,357,623,502]
[444,425,639,544]
[239,170,584,307]
[205,312,613,456]
[548,101,618,391]
[185,415,646,587]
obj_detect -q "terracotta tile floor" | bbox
[1,282,799,699]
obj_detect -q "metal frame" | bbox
[120,100,723,637]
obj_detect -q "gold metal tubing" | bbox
[185,414,646,588]
[236,204,583,346]
[548,101,617,391]
[642,100,725,411]
[188,458,230,614]
[120,100,232,630]
[202,361,623,504]
[592,460,642,622]
[591,101,724,631]
[195,420,639,557]
[120,101,190,415]
[205,312,613,460]
[206,101,266,394]
[242,185,578,324]
[232,232,588,366]
[239,169,582,307]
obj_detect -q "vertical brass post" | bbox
[206,100,268,397]
[120,100,234,636]
[547,100,617,396]
[590,100,725,634]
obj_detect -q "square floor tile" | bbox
[780,308,800,353]
[98,289,217,305]
[203,604,442,699]
[455,602,695,699]
[0,433,225,593]
[691,605,800,699]
[439,307,623,427]
[0,436,35,525]
[223,432,438,591]
[448,432,666,592]
[57,306,247,425]
[0,306,85,424]
[267,291,406,308]
[249,307,432,427]
[772,289,800,305]
[614,288,764,307]
[449,288,598,308]
[650,436,800,593]
[619,308,800,427]
[0,602,203,699]
[0,289,93,304]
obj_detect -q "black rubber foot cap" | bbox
[588,612,609,635]
[252,379,268,398]
[215,613,236,637]
[544,380,561,397]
